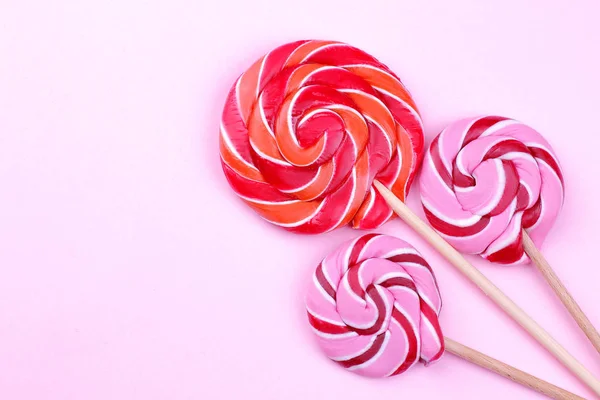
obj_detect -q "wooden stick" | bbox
[373,181,600,396]
[522,230,600,355]
[444,337,585,400]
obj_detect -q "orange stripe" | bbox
[247,105,286,163]
[275,95,325,166]
[286,64,325,96]
[293,162,334,201]
[390,124,413,200]
[237,57,264,123]
[334,107,369,153]
[219,136,263,182]
[352,189,372,227]
[246,199,319,225]
[345,66,418,112]
[284,41,338,67]
[343,91,396,148]
[335,153,370,228]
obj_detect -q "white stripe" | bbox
[358,187,376,221]
[330,335,378,362]
[220,123,259,172]
[426,151,455,197]
[379,248,420,259]
[279,166,329,198]
[300,43,346,63]
[312,273,336,306]
[420,312,442,361]
[422,197,482,227]
[299,65,340,87]
[320,258,337,298]
[256,55,267,98]
[474,159,506,216]
[342,270,368,309]
[348,331,392,371]
[482,202,521,257]
[311,327,357,340]
[258,94,276,139]
[273,201,326,228]
[481,119,519,137]
[250,138,290,166]
[375,271,412,284]
[306,306,342,326]
[373,86,421,129]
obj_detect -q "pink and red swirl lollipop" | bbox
[219,40,424,233]
[305,234,583,399]
[306,233,444,377]
[420,116,564,265]
[419,115,600,355]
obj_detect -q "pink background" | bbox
[1,1,599,399]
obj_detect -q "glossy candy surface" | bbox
[420,116,564,264]
[220,40,424,233]
[306,234,444,377]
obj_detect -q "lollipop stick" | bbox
[522,230,600,355]
[373,181,600,396]
[444,337,584,400]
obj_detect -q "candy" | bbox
[305,233,444,377]
[220,40,424,233]
[420,116,564,264]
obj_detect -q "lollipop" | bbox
[306,234,583,399]
[219,40,423,233]
[219,42,600,394]
[420,115,600,353]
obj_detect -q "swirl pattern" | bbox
[220,40,424,233]
[306,234,444,377]
[420,116,564,264]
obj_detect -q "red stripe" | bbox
[420,302,445,363]
[257,41,307,93]
[315,262,336,301]
[304,44,391,73]
[515,184,530,212]
[529,147,564,185]
[522,198,542,229]
[378,277,417,292]
[222,163,290,202]
[347,263,365,299]
[387,253,434,278]
[485,231,524,264]
[337,333,386,369]
[348,285,387,335]
[424,207,490,237]
[463,116,508,146]
[389,308,419,375]
[452,162,475,188]
[257,65,295,132]
[489,161,519,216]
[429,135,453,189]
[483,139,529,160]
[307,312,351,335]
[303,67,378,97]
[348,234,380,266]
[221,85,253,163]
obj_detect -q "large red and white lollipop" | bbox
[220,40,423,233]
[305,234,583,399]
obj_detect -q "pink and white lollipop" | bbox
[305,234,583,399]
[419,115,600,356]
[306,233,444,377]
[419,116,563,265]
